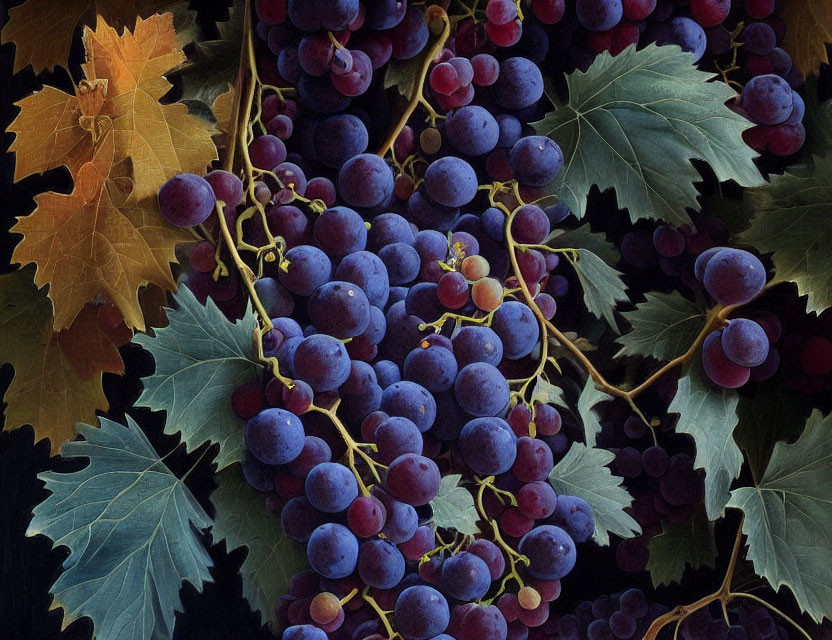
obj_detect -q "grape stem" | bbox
[362,590,401,640]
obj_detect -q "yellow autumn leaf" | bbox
[782,2,832,76]
[0,267,108,454]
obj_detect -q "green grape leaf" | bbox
[578,377,613,447]
[167,5,242,113]
[615,291,705,361]
[566,249,628,332]
[802,77,832,158]
[26,416,212,640]
[384,55,425,100]
[134,284,260,470]
[531,44,762,226]
[549,443,641,546]
[668,360,741,520]
[647,508,717,588]
[728,410,832,623]
[741,154,832,314]
[735,380,812,485]
[211,465,309,628]
[546,223,620,265]
[701,192,753,236]
[431,474,481,536]
[531,375,567,408]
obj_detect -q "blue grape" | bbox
[405,282,445,323]
[742,74,794,125]
[404,345,459,392]
[242,450,277,492]
[491,301,540,359]
[358,539,406,589]
[158,173,216,227]
[338,153,395,208]
[386,453,441,506]
[379,242,422,285]
[288,436,332,478]
[440,551,492,601]
[374,359,402,388]
[496,114,523,148]
[340,381,383,425]
[253,277,295,318]
[380,381,437,432]
[297,72,352,113]
[277,47,301,83]
[390,6,429,60]
[368,212,416,249]
[467,539,506,580]
[364,0,407,29]
[545,203,571,225]
[424,157,479,208]
[446,106,500,156]
[482,207,507,242]
[548,495,595,543]
[288,0,321,29]
[375,416,423,464]
[281,496,326,542]
[308,281,371,338]
[373,487,420,543]
[292,334,351,391]
[454,362,510,417]
[721,318,769,367]
[205,169,244,208]
[276,335,303,377]
[313,206,368,257]
[743,21,776,55]
[452,326,504,368]
[458,604,508,640]
[509,136,564,188]
[494,57,544,110]
[458,417,517,475]
[395,586,450,640]
[320,0,360,30]
[656,17,707,61]
[430,390,470,441]
[340,360,378,396]
[335,251,390,308]
[702,330,751,388]
[407,191,460,232]
[306,523,359,579]
[279,245,332,296]
[314,114,369,168]
[513,436,555,482]
[245,408,305,465]
[702,249,766,305]
[282,624,327,640]
[519,525,577,579]
[305,462,359,513]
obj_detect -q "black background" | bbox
[0,2,829,639]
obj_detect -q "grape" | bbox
[621,0,655,20]
[395,586,450,640]
[501,506,534,537]
[380,381,437,432]
[369,212,416,249]
[293,334,351,392]
[458,417,517,475]
[458,604,509,640]
[609,611,636,638]
[619,588,648,618]
[533,0,567,23]
[390,6,429,60]
[330,49,374,97]
[454,362,510,417]
[274,161,307,196]
[246,408,305,465]
[231,382,265,420]
[642,445,669,477]
[467,539,506,580]
[253,277,295,318]
[486,0,518,23]
[340,360,378,396]
[588,619,613,640]
[485,18,522,47]
[281,497,326,543]
[743,22,776,56]
[509,137,564,188]
[305,462,359,513]
[314,206,368,257]
[513,437,555,482]
[745,0,774,19]
[494,57,544,110]
[281,624,327,640]
[313,114,369,168]
[471,53,499,86]
[158,173,216,227]
[441,551,492,601]
[386,453,441,506]
[614,446,642,478]
[659,17,707,61]
[374,360,402,388]
[279,245,332,296]
[472,277,504,312]
[741,74,794,125]
[404,345,459,392]
[688,0,728,26]
[785,91,805,126]
[358,539,406,588]
[653,225,686,257]
[288,436,332,477]
[438,271,471,309]
[189,240,217,273]
[693,246,727,282]
[519,525,577,580]
[431,62,462,96]
[721,319,769,367]
[549,495,595,543]
[576,0,623,31]
[307,523,359,579]
[517,481,558,519]
[424,157,479,208]
[660,453,704,506]
[249,134,288,171]
[269,205,308,247]
[337,154,394,209]
[399,524,436,561]
[309,591,341,625]
[446,106,500,156]
[364,0,407,29]
[335,251,390,308]
[492,301,540,359]
[452,326,504,368]
[703,249,766,306]
[242,450,277,492]
[308,281,370,339]
[374,489,419,543]
[510,204,551,245]
[379,242,421,285]
[347,495,387,537]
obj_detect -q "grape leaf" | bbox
[728,410,832,623]
[531,375,567,409]
[548,443,641,546]
[781,2,832,76]
[668,360,741,520]
[0,0,187,74]
[211,465,309,629]
[647,508,717,588]
[615,291,705,361]
[430,474,481,536]
[27,416,213,639]
[741,154,832,314]
[735,380,811,485]
[0,267,108,453]
[134,285,260,470]
[577,377,612,447]
[701,192,752,236]
[565,249,628,332]
[57,302,132,380]
[802,77,832,158]
[531,44,762,226]
[546,223,620,265]
[384,56,426,100]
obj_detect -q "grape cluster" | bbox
[676,599,794,640]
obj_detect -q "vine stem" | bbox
[376,6,451,157]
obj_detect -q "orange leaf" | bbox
[139,283,172,330]
[782,3,832,76]
[0,0,186,74]
[0,267,108,454]
[212,83,236,150]
[57,303,132,380]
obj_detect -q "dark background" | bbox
[0,2,829,639]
